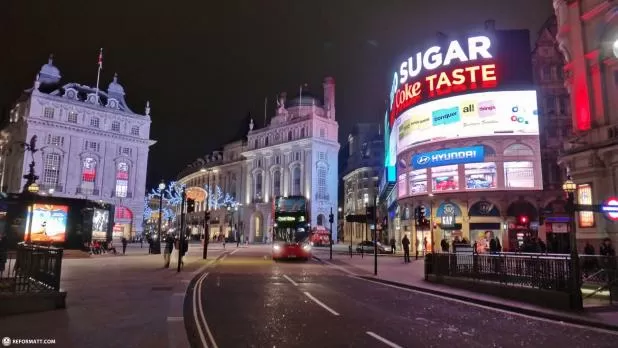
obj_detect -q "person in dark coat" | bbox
[121,237,128,255]
[402,235,411,263]
[163,234,175,268]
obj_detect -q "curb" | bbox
[313,254,618,333]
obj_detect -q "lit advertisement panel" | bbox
[24,204,68,243]
[92,209,110,241]
[275,196,307,214]
[394,90,539,155]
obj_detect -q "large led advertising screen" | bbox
[92,209,110,241]
[24,204,68,243]
[393,90,539,155]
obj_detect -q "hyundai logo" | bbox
[416,156,430,165]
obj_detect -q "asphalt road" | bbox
[185,246,618,348]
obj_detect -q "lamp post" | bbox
[177,186,186,272]
[363,194,369,258]
[373,195,378,276]
[202,168,212,260]
[329,207,334,260]
[563,176,583,310]
[154,180,165,255]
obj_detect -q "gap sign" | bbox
[411,145,485,170]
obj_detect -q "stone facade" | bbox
[177,77,340,243]
[1,57,155,239]
[553,0,618,246]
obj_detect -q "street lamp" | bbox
[329,207,334,260]
[203,168,213,259]
[154,180,165,255]
[563,176,582,310]
[363,194,369,258]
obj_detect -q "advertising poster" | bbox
[275,197,306,213]
[24,204,69,243]
[92,209,110,241]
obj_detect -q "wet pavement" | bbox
[186,245,618,348]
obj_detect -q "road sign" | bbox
[602,197,618,221]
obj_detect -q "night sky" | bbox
[1,0,553,188]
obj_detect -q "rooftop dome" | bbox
[38,55,61,85]
[287,91,322,108]
[107,73,125,96]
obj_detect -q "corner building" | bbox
[553,0,618,247]
[177,78,340,243]
[1,57,154,239]
[386,25,553,253]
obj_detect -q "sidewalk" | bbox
[312,249,618,331]
[0,245,223,348]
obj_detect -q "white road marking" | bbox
[192,272,209,348]
[196,272,219,348]
[366,331,404,348]
[304,291,340,316]
[355,276,618,336]
[230,249,240,255]
[167,316,184,322]
[282,274,298,286]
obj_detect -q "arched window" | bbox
[81,157,97,194]
[273,170,281,197]
[43,153,61,187]
[504,143,534,156]
[483,145,496,156]
[288,131,292,141]
[292,166,301,195]
[255,172,263,199]
[115,162,129,198]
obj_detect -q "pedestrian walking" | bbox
[163,234,174,268]
[390,238,396,254]
[121,237,128,255]
[402,235,411,263]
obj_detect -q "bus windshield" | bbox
[273,227,309,244]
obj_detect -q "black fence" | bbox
[0,243,63,293]
[427,252,573,292]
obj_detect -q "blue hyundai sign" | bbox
[411,146,485,170]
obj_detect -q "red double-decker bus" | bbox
[272,196,311,261]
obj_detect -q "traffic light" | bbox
[329,212,334,224]
[518,215,529,225]
[186,198,195,213]
[205,211,211,222]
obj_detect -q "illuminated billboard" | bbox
[274,196,307,214]
[394,90,539,155]
[24,204,68,243]
[92,209,110,241]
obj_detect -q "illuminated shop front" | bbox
[385,28,550,251]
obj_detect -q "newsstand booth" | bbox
[0,193,114,250]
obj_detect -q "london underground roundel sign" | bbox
[603,197,618,221]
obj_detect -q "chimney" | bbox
[484,19,496,31]
[323,77,336,120]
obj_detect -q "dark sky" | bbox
[1,0,553,188]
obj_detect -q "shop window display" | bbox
[431,165,458,192]
[398,174,407,198]
[504,161,534,188]
[408,169,428,194]
[465,162,497,189]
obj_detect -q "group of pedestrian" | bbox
[163,233,188,268]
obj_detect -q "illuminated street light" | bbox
[613,39,618,58]
[563,175,582,310]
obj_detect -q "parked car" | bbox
[355,241,392,254]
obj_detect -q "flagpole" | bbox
[95,48,103,104]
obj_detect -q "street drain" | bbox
[151,286,173,291]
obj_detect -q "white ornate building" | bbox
[1,57,155,239]
[177,77,340,242]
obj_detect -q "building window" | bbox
[90,117,100,128]
[545,96,556,112]
[431,165,459,192]
[122,147,131,156]
[254,172,263,199]
[112,121,121,132]
[85,141,100,152]
[257,159,262,167]
[398,174,407,198]
[504,143,534,156]
[67,112,78,123]
[577,183,595,228]
[115,162,129,198]
[131,126,139,136]
[504,161,534,188]
[43,153,61,186]
[320,128,325,138]
[265,137,269,147]
[254,139,258,149]
[292,166,301,195]
[295,152,301,161]
[318,152,326,161]
[464,162,497,189]
[300,128,305,138]
[559,96,570,115]
[81,157,97,194]
[46,135,64,147]
[408,169,427,195]
[275,155,280,165]
[273,170,281,197]
[288,131,292,141]
[43,107,54,119]
[317,167,328,200]
[541,66,551,81]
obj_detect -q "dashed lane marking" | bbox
[304,291,340,316]
[366,331,404,348]
[282,274,298,286]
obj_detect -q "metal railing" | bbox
[427,252,572,292]
[580,255,618,304]
[0,243,63,293]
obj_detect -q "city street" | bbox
[186,245,618,348]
